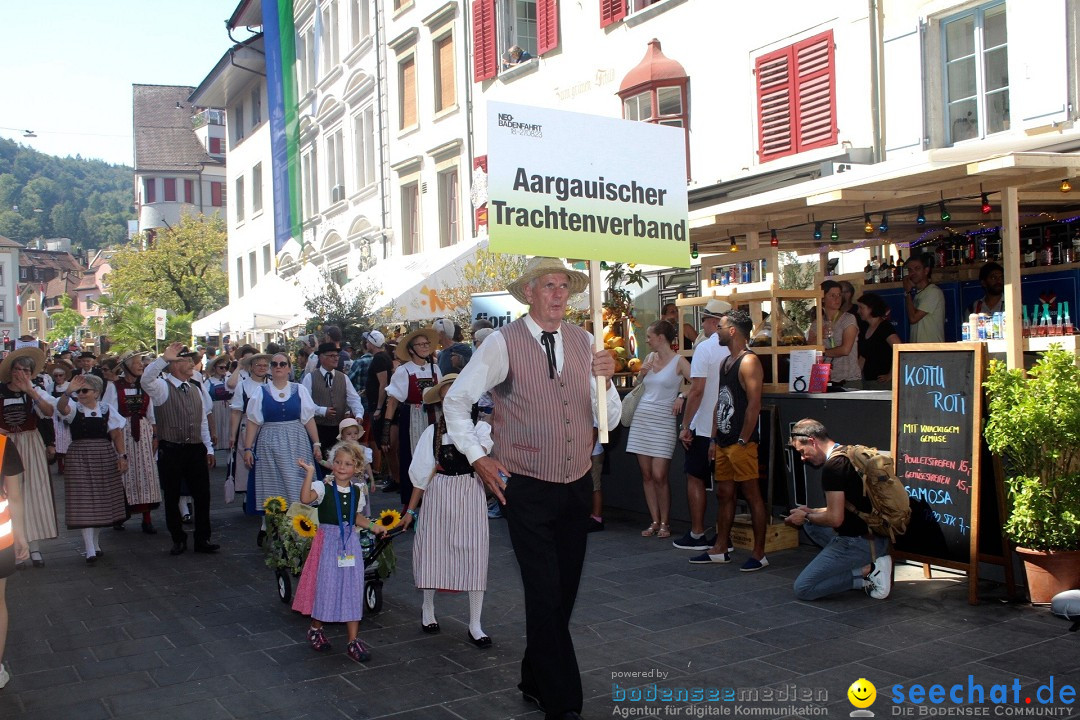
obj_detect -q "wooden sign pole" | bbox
[590,261,609,443]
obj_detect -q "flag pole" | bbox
[589,261,609,443]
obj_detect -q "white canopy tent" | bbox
[191,273,307,337]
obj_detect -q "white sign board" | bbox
[154,308,168,341]
[486,102,690,268]
[471,291,528,330]
[788,349,817,393]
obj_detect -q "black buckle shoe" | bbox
[194,543,220,554]
[170,539,187,556]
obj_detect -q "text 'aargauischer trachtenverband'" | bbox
[491,167,687,242]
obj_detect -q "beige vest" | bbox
[309,369,347,426]
[156,380,203,444]
[491,318,594,483]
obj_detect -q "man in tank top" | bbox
[689,309,770,572]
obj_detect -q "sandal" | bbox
[657,523,671,539]
[641,522,660,537]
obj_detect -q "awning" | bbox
[690,151,1080,253]
[192,273,306,336]
[191,305,232,336]
[348,237,487,322]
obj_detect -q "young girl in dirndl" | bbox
[401,374,493,648]
[291,442,386,662]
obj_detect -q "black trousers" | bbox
[314,423,339,479]
[503,472,591,718]
[158,441,211,546]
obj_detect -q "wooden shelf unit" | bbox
[675,248,825,393]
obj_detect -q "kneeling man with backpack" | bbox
[785,418,911,601]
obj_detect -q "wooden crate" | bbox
[731,514,799,553]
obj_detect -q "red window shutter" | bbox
[755,47,794,162]
[472,0,497,82]
[793,31,837,152]
[211,182,223,207]
[536,0,559,55]
[144,178,156,204]
[599,0,626,28]
[164,178,177,202]
[184,179,194,203]
[209,137,223,154]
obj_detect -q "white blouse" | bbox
[386,361,440,403]
[408,421,492,491]
[230,376,269,411]
[245,382,319,425]
[60,401,127,432]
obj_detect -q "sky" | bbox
[0,0,254,167]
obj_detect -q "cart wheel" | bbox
[365,581,383,613]
[277,570,293,604]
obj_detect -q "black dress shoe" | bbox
[170,540,187,556]
[193,543,220,554]
[519,686,545,713]
[31,552,44,568]
[141,522,157,535]
[421,621,440,634]
[466,631,492,648]
[86,555,97,564]
[182,514,193,524]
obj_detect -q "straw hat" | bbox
[395,328,440,363]
[241,353,273,371]
[507,257,589,305]
[0,346,47,383]
[117,350,151,372]
[422,373,458,405]
[335,417,364,441]
[204,354,231,374]
[46,359,75,380]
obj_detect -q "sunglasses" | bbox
[270,361,290,368]
[75,388,94,395]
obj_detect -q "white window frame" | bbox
[326,127,346,204]
[235,176,246,223]
[252,163,263,214]
[498,0,537,60]
[321,0,341,70]
[350,0,371,48]
[437,165,460,248]
[302,144,320,218]
[236,257,245,298]
[352,105,376,191]
[941,1,1009,145]
[400,180,420,255]
[433,29,456,115]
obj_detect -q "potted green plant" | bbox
[984,345,1080,603]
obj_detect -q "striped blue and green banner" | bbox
[262,0,303,252]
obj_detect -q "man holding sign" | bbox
[444,257,621,720]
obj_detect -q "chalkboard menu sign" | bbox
[890,342,1008,605]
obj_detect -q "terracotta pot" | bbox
[1015,547,1080,604]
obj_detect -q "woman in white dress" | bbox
[382,328,441,507]
[230,353,270,512]
[625,320,691,539]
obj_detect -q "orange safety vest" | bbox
[0,434,12,554]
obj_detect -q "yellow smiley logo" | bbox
[848,678,877,708]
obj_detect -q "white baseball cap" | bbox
[433,318,456,337]
[362,330,386,348]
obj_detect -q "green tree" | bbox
[303,270,380,348]
[47,295,85,342]
[433,248,529,336]
[108,213,227,316]
[91,293,193,352]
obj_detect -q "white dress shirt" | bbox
[408,421,493,490]
[444,314,622,465]
[140,357,214,453]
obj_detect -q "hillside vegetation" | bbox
[0,137,133,250]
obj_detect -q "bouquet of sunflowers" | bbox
[262,496,316,576]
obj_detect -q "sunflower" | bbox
[263,496,288,514]
[376,509,402,530]
[292,514,316,538]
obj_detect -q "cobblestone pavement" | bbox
[2,463,1077,719]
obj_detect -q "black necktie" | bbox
[540,331,558,380]
[179,382,188,394]
[324,372,333,388]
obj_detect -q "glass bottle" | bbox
[1023,239,1037,268]
[1041,229,1055,266]
[864,257,875,284]
[893,251,905,282]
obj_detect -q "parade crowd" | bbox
[0,257,916,720]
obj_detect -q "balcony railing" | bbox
[191,108,226,129]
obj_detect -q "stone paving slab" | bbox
[2,464,1078,719]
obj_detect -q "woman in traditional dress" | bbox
[241,353,320,543]
[0,349,58,568]
[56,373,128,563]
[50,360,75,473]
[229,353,270,510]
[401,375,493,648]
[110,352,161,534]
[205,355,233,451]
[625,320,692,539]
[382,328,441,507]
